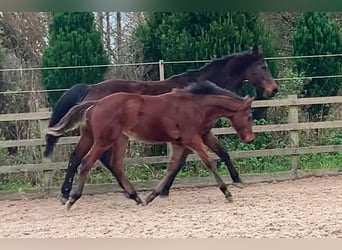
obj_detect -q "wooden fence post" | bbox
[39,107,51,162]
[288,95,300,176]
[159,60,172,158]
[38,107,53,193]
[158,60,165,81]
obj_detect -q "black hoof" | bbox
[159,191,169,198]
[233,182,244,189]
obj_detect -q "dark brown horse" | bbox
[44,45,277,204]
[45,81,255,209]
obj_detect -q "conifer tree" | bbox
[42,12,109,106]
[293,12,342,119]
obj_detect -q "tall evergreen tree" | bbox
[293,12,342,120]
[134,12,278,119]
[42,12,109,106]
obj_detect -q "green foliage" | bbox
[0,41,3,67]
[292,12,342,120]
[277,67,306,97]
[300,152,342,170]
[330,132,342,145]
[42,12,109,107]
[135,12,278,89]
[0,39,4,95]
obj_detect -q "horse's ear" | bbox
[252,45,263,56]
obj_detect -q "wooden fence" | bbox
[0,94,342,199]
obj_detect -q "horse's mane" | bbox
[168,53,237,80]
[191,50,249,72]
[182,80,245,100]
[167,47,261,81]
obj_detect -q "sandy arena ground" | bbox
[0,175,342,238]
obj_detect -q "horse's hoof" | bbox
[145,197,153,206]
[225,196,233,203]
[159,193,169,198]
[233,182,244,189]
[66,200,74,211]
[60,197,68,205]
[136,196,146,206]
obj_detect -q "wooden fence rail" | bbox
[0,94,342,194]
[2,121,342,148]
[1,95,342,122]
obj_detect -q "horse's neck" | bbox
[214,74,245,91]
[202,96,242,121]
[193,63,246,91]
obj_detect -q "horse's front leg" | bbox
[145,144,186,205]
[109,135,144,205]
[60,130,92,205]
[159,148,192,197]
[202,132,243,188]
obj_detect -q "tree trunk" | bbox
[116,12,122,62]
[97,12,104,32]
[105,12,111,53]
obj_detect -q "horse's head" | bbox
[245,45,278,98]
[229,96,255,143]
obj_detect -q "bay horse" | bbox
[44,45,278,204]
[45,81,255,209]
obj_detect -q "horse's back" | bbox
[84,78,188,101]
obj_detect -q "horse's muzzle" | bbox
[264,87,278,98]
[243,134,254,144]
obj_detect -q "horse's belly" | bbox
[123,127,173,144]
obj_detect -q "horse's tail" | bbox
[45,100,97,137]
[44,84,90,157]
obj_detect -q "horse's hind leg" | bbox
[60,148,83,205]
[109,135,144,205]
[145,144,185,205]
[60,127,93,205]
[98,148,120,176]
[202,132,243,188]
[188,135,233,203]
[66,142,109,210]
[159,148,191,197]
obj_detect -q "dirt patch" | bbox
[0,175,341,238]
